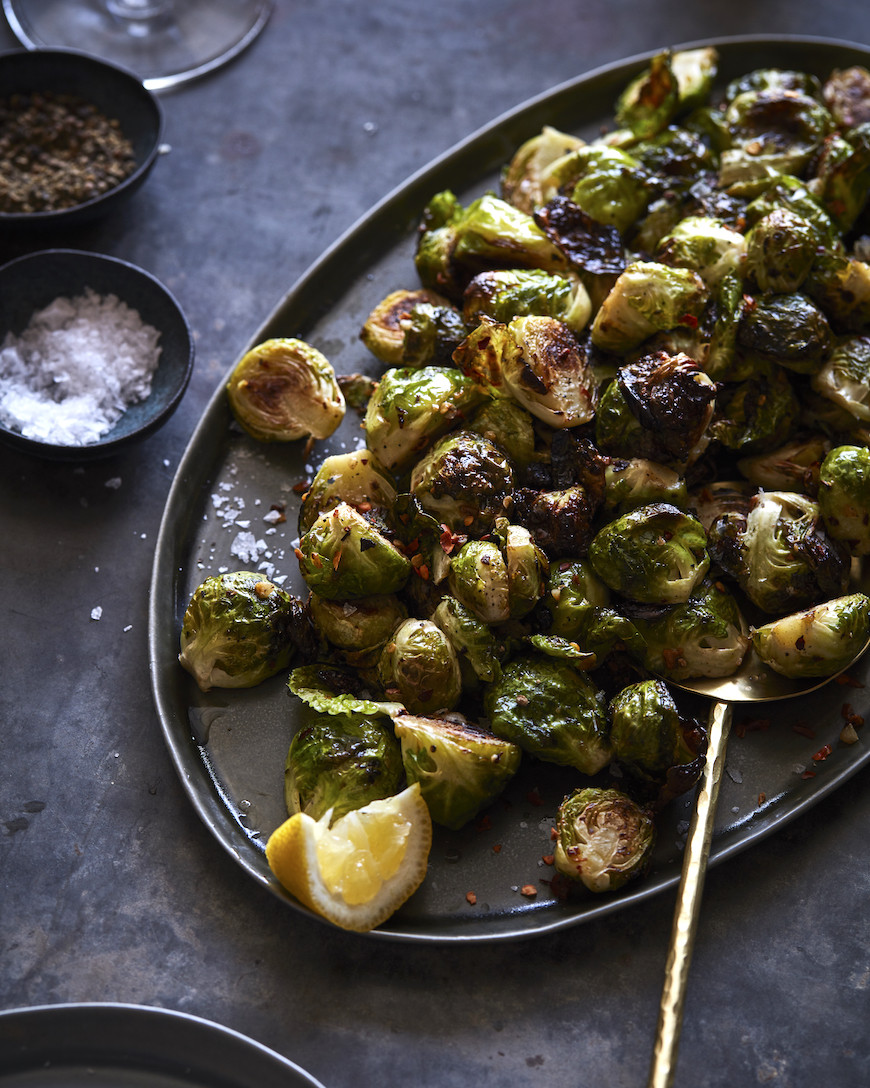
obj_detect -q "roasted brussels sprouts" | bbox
[288,663,404,719]
[393,711,521,829]
[805,255,870,334]
[284,713,403,823]
[737,433,831,491]
[467,396,540,467]
[817,445,870,554]
[493,518,549,619]
[501,125,585,214]
[615,48,717,141]
[462,267,591,334]
[377,618,462,715]
[590,261,708,355]
[297,502,411,600]
[399,301,471,368]
[308,592,407,663]
[511,484,600,561]
[363,365,486,472]
[811,124,870,233]
[811,335,870,422]
[226,338,345,443]
[431,596,506,684]
[609,679,698,781]
[409,430,514,537]
[554,787,655,893]
[823,65,870,128]
[603,457,688,515]
[711,364,800,454]
[179,572,314,691]
[736,292,832,375]
[360,287,454,366]
[743,209,819,293]
[298,449,397,535]
[484,654,611,774]
[752,592,870,678]
[553,145,654,234]
[540,559,610,634]
[630,579,751,680]
[588,503,710,605]
[655,215,746,287]
[707,490,851,614]
[447,539,510,625]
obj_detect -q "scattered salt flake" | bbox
[104,477,122,490]
[230,530,267,565]
[90,606,103,620]
[263,509,283,524]
[123,625,133,632]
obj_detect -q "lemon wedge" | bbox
[265,783,433,932]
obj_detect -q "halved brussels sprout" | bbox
[501,125,585,214]
[609,679,697,780]
[823,65,870,128]
[615,48,718,142]
[179,572,315,691]
[811,125,870,233]
[711,364,800,454]
[752,593,870,678]
[495,519,549,619]
[399,302,471,369]
[393,711,521,830]
[603,457,688,515]
[817,445,870,555]
[462,268,592,334]
[284,713,403,823]
[226,338,345,443]
[588,503,710,606]
[512,484,601,560]
[363,365,486,472]
[655,215,746,287]
[360,287,454,366]
[448,539,510,625]
[484,654,611,775]
[811,335,870,422]
[409,430,514,537]
[554,787,655,893]
[590,261,708,355]
[805,255,870,334]
[467,396,540,467]
[431,596,505,684]
[298,449,397,535]
[540,559,611,634]
[703,270,748,382]
[558,145,654,234]
[737,433,831,491]
[297,502,411,600]
[288,663,404,719]
[736,292,832,375]
[743,208,819,293]
[377,618,462,716]
[308,592,407,659]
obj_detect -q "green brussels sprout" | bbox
[590,261,708,355]
[541,559,611,635]
[707,490,851,614]
[179,572,314,692]
[360,287,455,365]
[363,365,486,472]
[603,457,688,515]
[462,268,592,334]
[588,503,710,606]
[752,592,870,678]
[226,338,345,443]
[811,335,870,422]
[724,68,823,103]
[704,270,749,382]
[415,190,569,300]
[308,592,407,660]
[631,579,752,680]
[615,48,718,142]
[736,292,832,375]
[554,787,655,893]
[297,502,411,600]
[399,302,471,368]
[298,449,397,535]
[817,445,870,555]
[526,633,598,669]
[409,430,514,537]
[743,208,820,293]
[655,215,746,287]
[737,433,831,491]
[742,174,839,250]
[631,124,718,181]
[711,363,800,454]
[393,711,521,830]
[431,596,505,684]
[805,255,870,334]
[284,713,403,823]
[377,618,462,715]
[288,663,404,719]
[447,539,509,624]
[811,124,870,233]
[484,655,611,775]
[501,125,585,214]
[552,145,653,234]
[609,679,697,779]
[493,518,549,619]
[467,396,540,467]
[823,65,870,129]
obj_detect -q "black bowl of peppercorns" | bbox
[0,48,164,229]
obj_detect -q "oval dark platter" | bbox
[149,35,870,942]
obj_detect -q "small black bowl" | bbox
[0,249,194,461]
[0,47,164,230]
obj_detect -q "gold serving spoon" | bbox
[647,571,870,1088]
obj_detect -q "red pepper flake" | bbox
[541,854,555,866]
[410,553,426,568]
[293,547,304,560]
[476,815,492,832]
[757,793,766,806]
[520,884,538,898]
[439,526,467,555]
[801,770,817,779]
[836,673,864,688]
[525,787,543,807]
[416,564,430,580]
[550,826,558,841]
[466,891,477,906]
[292,481,309,495]
[812,744,833,763]
[492,843,502,854]
[332,550,342,571]
[679,313,698,328]
[792,723,816,739]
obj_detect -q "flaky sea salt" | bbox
[0,288,162,445]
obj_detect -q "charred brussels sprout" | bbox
[708,490,851,614]
[811,336,870,422]
[823,66,870,129]
[554,787,655,893]
[603,457,688,515]
[817,445,870,555]
[226,338,345,443]
[377,618,462,715]
[284,713,403,823]
[631,579,751,680]
[554,145,654,234]
[752,593,870,678]
[179,572,313,691]
[812,124,870,233]
[409,430,514,537]
[431,596,505,684]
[298,502,411,600]
[360,287,454,366]
[805,256,870,334]
[609,679,697,781]
[588,503,710,605]
[363,365,486,472]
[462,268,591,334]
[711,364,799,454]
[399,302,471,368]
[616,48,718,139]
[743,209,819,293]
[494,518,549,619]
[393,712,521,829]
[736,293,832,375]
[737,433,831,491]
[655,215,746,287]
[501,125,585,214]
[590,261,708,355]
[308,593,407,665]
[484,655,611,774]
[298,449,397,535]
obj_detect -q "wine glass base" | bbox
[3,0,273,91]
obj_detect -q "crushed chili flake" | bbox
[292,481,309,494]
[492,843,502,854]
[757,793,766,806]
[541,854,555,866]
[520,884,538,898]
[835,672,864,688]
[465,891,477,906]
[812,744,833,762]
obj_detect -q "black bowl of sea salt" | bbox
[0,249,194,460]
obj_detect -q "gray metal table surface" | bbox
[2,3,870,1087]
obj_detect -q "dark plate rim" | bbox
[149,34,870,943]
